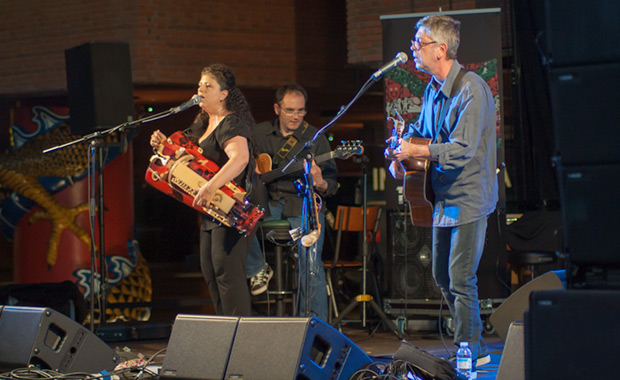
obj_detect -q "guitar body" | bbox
[255,153,272,174]
[401,137,434,227]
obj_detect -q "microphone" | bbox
[371,52,408,80]
[170,94,202,114]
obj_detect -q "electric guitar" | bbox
[385,109,434,227]
[256,141,364,184]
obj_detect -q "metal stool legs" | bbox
[262,219,296,316]
[271,244,295,316]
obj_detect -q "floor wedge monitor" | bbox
[225,316,372,380]
[0,306,119,373]
[160,315,239,380]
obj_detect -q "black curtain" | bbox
[510,0,559,211]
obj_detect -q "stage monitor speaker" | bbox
[549,63,620,165]
[543,0,620,68]
[225,317,372,380]
[556,163,620,265]
[496,321,523,380]
[525,289,620,380]
[65,41,135,136]
[489,271,563,342]
[161,316,371,380]
[0,306,119,373]
[160,315,239,380]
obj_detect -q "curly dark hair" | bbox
[195,63,255,127]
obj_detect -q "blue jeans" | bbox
[247,199,328,321]
[432,217,489,367]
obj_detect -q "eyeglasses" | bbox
[280,107,307,116]
[410,39,438,51]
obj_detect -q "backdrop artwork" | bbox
[0,105,151,322]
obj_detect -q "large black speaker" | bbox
[387,212,440,300]
[0,306,119,373]
[65,41,135,135]
[543,0,620,68]
[161,315,372,380]
[549,64,620,165]
[387,210,509,300]
[525,289,620,380]
[556,163,620,265]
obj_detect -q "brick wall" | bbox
[0,0,506,99]
[0,0,137,97]
[132,0,298,88]
[0,0,300,97]
[346,0,490,65]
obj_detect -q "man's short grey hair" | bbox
[416,15,461,60]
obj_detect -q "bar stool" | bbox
[325,205,381,324]
[504,210,562,290]
[259,219,297,316]
[507,249,558,290]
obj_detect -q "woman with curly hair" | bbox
[150,63,257,315]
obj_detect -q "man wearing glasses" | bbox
[247,84,337,322]
[387,15,497,377]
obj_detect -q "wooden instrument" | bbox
[255,141,364,184]
[145,131,264,235]
[385,110,434,227]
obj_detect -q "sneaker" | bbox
[250,264,273,296]
[476,354,491,366]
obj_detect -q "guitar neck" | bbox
[259,151,335,184]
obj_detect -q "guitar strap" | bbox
[276,121,310,161]
[434,67,467,142]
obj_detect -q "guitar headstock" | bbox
[333,140,364,159]
[387,108,405,139]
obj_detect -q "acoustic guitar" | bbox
[385,110,434,227]
[256,141,364,184]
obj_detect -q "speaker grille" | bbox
[388,212,441,300]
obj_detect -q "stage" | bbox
[95,260,508,379]
[110,325,505,380]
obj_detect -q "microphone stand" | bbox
[282,72,402,338]
[301,157,320,316]
[44,103,193,332]
[330,156,402,339]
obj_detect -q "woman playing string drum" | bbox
[150,63,256,316]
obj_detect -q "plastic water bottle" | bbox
[456,341,472,379]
